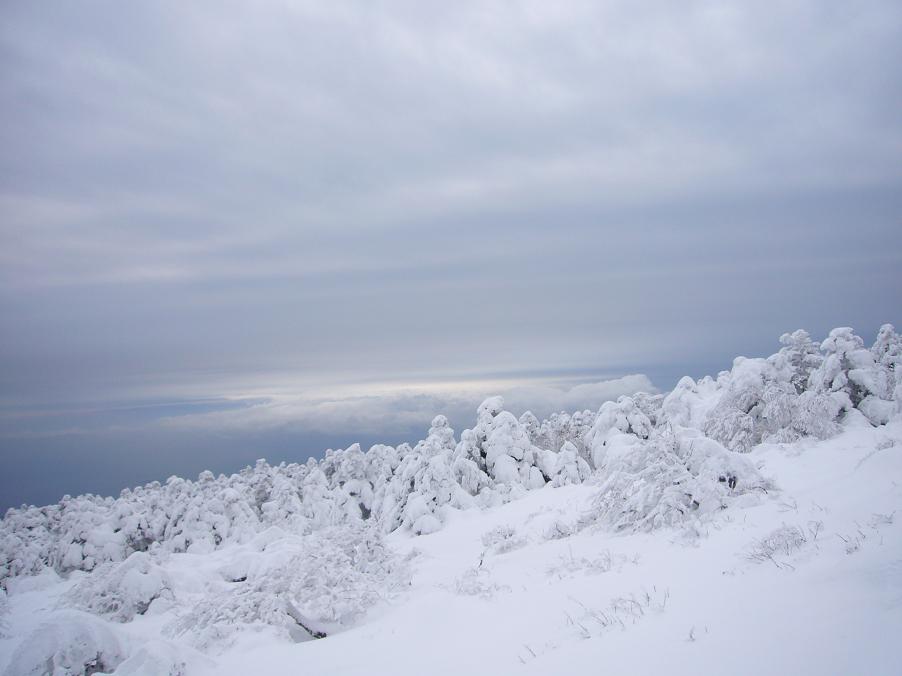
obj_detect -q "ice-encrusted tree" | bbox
[810,327,870,406]
[450,429,492,498]
[588,396,655,468]
[548,441,592,487]
[299,463,335,530]
[518,411,541,445]
[64,551,173,622]
[872,323,901,385]
[702,357,773,453]
[476,397,548,489]
[261,472,307,532]
[807,326,899,425]
[398,416,466,534]
[164,523,409,651]
[776,329,823,394]
[586,420,769,531]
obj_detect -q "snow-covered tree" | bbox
[585,426,768,532]
[480,399,547,489]
[588,395,655,468]
[548,441,592,487]
[63,551,173,622]
[775,329,823,394]
[165,524,408,651]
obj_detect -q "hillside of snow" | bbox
[1,325,901,675]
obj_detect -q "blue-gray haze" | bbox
[1,1,900,511]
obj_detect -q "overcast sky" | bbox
[1,1,901,509]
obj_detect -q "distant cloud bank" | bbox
[160,374,657,437]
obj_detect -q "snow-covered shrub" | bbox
[450,444,492,497]
[63,551,173,622]
[678,430,770,510]
[585,434,695,532]
[167,524,408,651]
[109,639,192,676]
[261,472,307,531]
[857,395,896,427]
[519,411,541,443]
[588,396,655,468]
[528,408,598,466]
[481,525,526,554]
[452,564,510,599]
[701,330,875,450]
[479,398,547,488]
[811,327,871,406]
[803,326,901,426]
[374,416,477,535]
[327,444,376,524]
[584,426,769,532]
[795,389,846,438]
[745,524,809,565]
[631,392,665,427]
[298,464,335,530]
[856,323,901,424]
[547,441,592,487]
[0,511,53,581]
[4,611,126,676]
[546,550,632,578]
[758,380,802,443]
[543,519,576,540]
[661,376,719,429]
[702,357,772,453]
[776,329,823,394]
[872,323,902,372]
[400,417,475,534]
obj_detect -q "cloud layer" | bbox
[160,374,657,435]
[2,2,901,413]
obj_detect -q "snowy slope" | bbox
[189,423,902,675]
[1,326,901,675]
[2,419,901,675]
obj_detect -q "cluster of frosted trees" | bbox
[1,325,899,583]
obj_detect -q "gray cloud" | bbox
[157,374,656,435]
[1,0,900,442]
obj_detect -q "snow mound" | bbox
[166,524,408,651]
[110,640,194,676]
[62,551,173,622]
[4,611,125,676]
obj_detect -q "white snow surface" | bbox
[1,325,901,675]
[207,427,902,676]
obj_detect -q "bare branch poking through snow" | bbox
[564,587,670,641]
[450,564,512,600]
[745,525,809,568]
